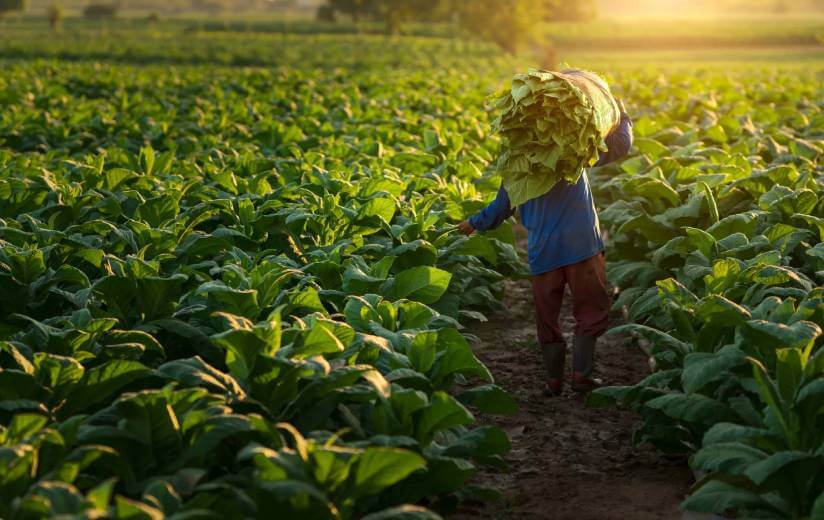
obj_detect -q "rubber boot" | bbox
[541,342,566,397]
[571,335,602,393]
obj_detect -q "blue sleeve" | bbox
[595,113,634,167]
[468,184,516,232]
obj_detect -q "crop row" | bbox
[0,54,525,518]
[590,69,824,518]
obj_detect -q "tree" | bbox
[316,3,336,22]
[327,0,378,23]
[47,2,64,31]
[191,0,228,13]
[453,0,546,55]
[544,0,596,21]
[376,0,440,35]
[83,3,118,18]
[0,0,26,18]
[318,0,592,52]
[322,0,440,33]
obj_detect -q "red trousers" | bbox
[531,253,610,344]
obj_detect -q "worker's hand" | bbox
[457,220,475,236]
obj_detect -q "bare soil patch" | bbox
[456,278,693,520]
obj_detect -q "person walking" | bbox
[458,100,633,397]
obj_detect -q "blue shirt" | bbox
[469,114,633,275]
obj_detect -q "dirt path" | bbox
[456,278,693,520]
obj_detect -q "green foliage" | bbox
[588,68,824,518]
[452,0,545,54]
[47,2,64,31]
[0,38,525,518]
[317,0,596,50]
[543,0,596,21]
[327,0,378,23]
[0,17,821,519]
[0,0,24,16]
[82,2,117,18]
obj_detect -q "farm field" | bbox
[588,66,824,518]
[0,18,823,520]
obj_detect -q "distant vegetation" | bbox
[46,1,62,29]
[0,0,26,18]
[318,0,596,47]
[599,0,824,16]
[545,16,824,49]
[82,2,117,18]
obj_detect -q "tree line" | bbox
[318,0,596,53]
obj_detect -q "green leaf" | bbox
[115,495,164,520]
[416,392,474,445]
[396,301,436,330]
[429,328,492,386]
[446,236,498,265]
[697,181,719,224]
[343,259,388,295]
[682,480,778,516]
[362,505,443,520]
[357,197,396,226]
[681,346,747,393]
[744,451,822,487]
[181,414,252,464]
[86,478,117,510]
[34,353,85,403]
[157,357,245,397]
[6,413,49,444]
[390,240,438,270]
[683,226,717,259]
[707,211,765,240]
[456,385,517,415]
[743,320,822,351]
[811,492,824,519]
[137,195,179,227]
[344,294,383,331]
[702,423,771,446]
[774,348,804,402]
[288,287,326,315]
[354,448,426,497]
[390,266,451,304]
[695,295,751,325]
[633,137,669,158]
[296,322,345,358]
[703,258,742,295]
[646,393,732,424]
[196,282,259,318]
[750,359,791,441]
[441,426,511,459]
[408,331,437,374]
[606,324,690,355]
[61,360,150,417]
[691,442,767,474]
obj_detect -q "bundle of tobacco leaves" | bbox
[490,69,621,206]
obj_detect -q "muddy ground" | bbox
[455,278,693,520]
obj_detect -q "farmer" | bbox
[458,100,632,397]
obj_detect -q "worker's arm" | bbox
[459,184,516,235]
[595,108,633,167]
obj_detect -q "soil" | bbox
[454,277,694,520]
